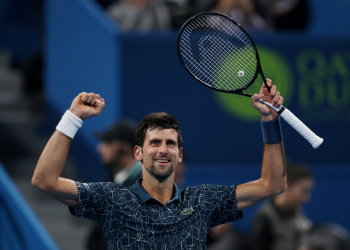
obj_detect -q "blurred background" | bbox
[0,0,350,249]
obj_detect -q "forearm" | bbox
[260,141,286,194]
[259,114,287,194]
[32,130,71,191]
[237,117,286,210]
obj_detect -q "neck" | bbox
[141,171,174,205]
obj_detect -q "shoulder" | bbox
[76,181,132,196]
[182,184,238,201]
[184,184,237,192]
[77,181,138,206]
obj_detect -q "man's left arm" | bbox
[236,79,287,211]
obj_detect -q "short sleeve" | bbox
[204,185,243,228]
[69,181,109,223]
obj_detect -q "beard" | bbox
[145,162,175,183]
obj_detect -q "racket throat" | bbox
[236,91,252,98]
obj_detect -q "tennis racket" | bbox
[177,12,323,149]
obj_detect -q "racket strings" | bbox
[199,37,248,90]
[195,18,247,89]
[180,34,230,88]
[180,35,220,86]
[188,18,243,90]
[181,31,236,90]
[198,32,256,89]
[198,36,241,89]
[195,16,256,89]
[179,14,258,91]
[181,27,221,84]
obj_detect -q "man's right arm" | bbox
[32,130,79,208]
[31,92,105,209]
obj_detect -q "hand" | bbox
[251,79,284,121]
[69,92,105,120]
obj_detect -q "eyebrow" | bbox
[148,139,177,144]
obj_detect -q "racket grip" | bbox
[280,108,323,149]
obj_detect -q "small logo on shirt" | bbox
[182,207,194,216]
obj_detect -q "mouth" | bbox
[155,159,170,164]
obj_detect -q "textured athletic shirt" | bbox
[69,178,243,250]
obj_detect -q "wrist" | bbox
[261,113,279,122]
[56,110,84,139]
[261,117,283,144]
[69,108,84,120]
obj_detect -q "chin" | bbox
[149,165,174,183]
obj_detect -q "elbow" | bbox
[31,175,53,192]
[271,172,288,196]
[272,179,287,196]
[31,176,44,190]
[263,179,287,197]
[274,182,287,195]
[31,176,40,189]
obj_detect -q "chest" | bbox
[103,197,208,231]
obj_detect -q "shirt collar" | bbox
[131,177,182,204]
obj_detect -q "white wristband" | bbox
[56,110,83,139]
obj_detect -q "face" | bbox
[135,128,183,183]
[97,140,123,167]
[285,177,314,210]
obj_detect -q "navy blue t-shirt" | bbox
[69,178,242,250]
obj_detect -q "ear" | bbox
[134,145,143,161]
[177,147,183,163]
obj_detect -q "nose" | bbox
[158,142,168,154]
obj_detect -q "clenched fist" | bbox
[69,92,105,120]
[251,79,284,121]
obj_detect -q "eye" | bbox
[167,140,176,146]
[151,140,160,145]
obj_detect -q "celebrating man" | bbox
[32,79,286,250]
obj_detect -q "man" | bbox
[87,121,142,250]
[250,163,314,250]
[32,79,286,250]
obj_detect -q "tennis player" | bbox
[32,79,286,250]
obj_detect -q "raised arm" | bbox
[31,93,105,208]
[236,79,287,211]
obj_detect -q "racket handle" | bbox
[279,108,323,149]
[256,98,323,148]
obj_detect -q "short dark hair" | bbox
[287,162,313,185]
[136,112,183,148]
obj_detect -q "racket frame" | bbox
[177,12,270,99]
